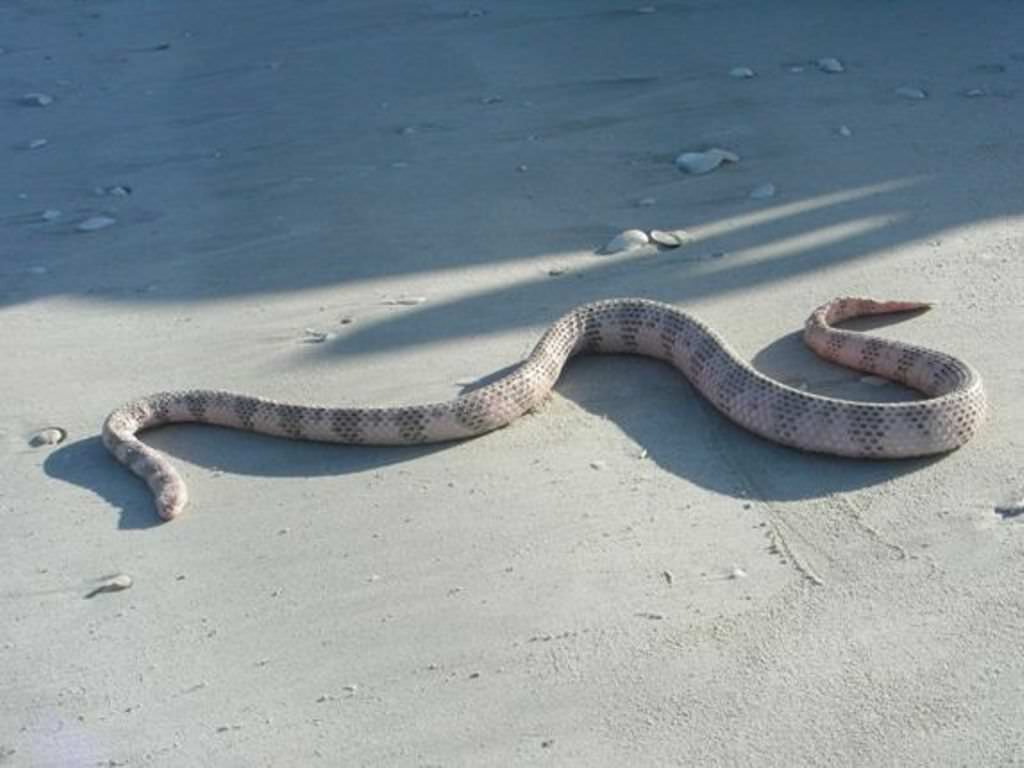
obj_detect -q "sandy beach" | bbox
[3,1,1023,765]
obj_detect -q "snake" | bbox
[103,297,987,520]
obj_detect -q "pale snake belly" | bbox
[103,297,987,520]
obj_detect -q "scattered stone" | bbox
[20,92,54,107]
[516,164,528,173]
[302,328,329,343]
[85,574,133,598]
[729,66,756,79]
[339,315,355,325]
[662,569,674,585]
[995,499,1024,520]
[648,229,685,248]
[635,196,657,207]
[589,460,607,471]
[636,447,648,460]
[468,672,481,679]
[602,229,649,254]
[26,138,48,150]
[95,184,132,197]
[816,57,845,73]
[788,65,805,73]
[637,611,666,620]
[29,427,66,447]
[837,124,853,137]
[41,209,62,222]
[342,684,358,694]
[710,251,727,259]
[481,95,503,105]
[895,86,927,100]
[541,739,555,749]
[382,296,427,306]
[749,183,776,200]
[964,88,987,98]
[674,148,739,175]
[728,567,748,580]
[76,215,116,232]
[215,724,242,734]
[547,267,568,277]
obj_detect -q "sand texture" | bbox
[3,1,1023,765]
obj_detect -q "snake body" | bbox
[103,298,987,520]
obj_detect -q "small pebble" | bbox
[895,86,927,100]
[995,500,1024,520]
[728,567,748,580]
[674,148,739,175]
[637,611,666,620]
[41,209,62,222]
[590,460,607,471]
[636,197,657,207]
[662,570,674,585]
[481,95,503,105]
[85,574,133,598]
[789,65,805,73]
[516,164,528,173]
[602,229,649,254]
[547,267,568,276]
[648,229,684,248]
[964,88,987,98]
[302,328,329,343]
[76,216,116,232]
[20,92,54,107]
[342,684,358,694]
[729,66,756,79]
[95,184,132,197]
[816,57,845,74]
[837,125,853,137]
[541,739,555,749]
[749,183,776,200]
[29,427,66,447]
[382,296,427,306]
[339,315,355,325]
[26,138,48,150]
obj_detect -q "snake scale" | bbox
[104,297,987,520]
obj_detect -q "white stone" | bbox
[674,148,739,175]
[602,229,649,254]
[77,216,116,232]
[896,86,927,100]
[729,67,756,79]
[816,57,845,74]
[20,92,53,107]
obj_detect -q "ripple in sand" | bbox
[674,148,739,175]
[602,229,649,254]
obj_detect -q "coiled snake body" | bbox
[104,298,987,520]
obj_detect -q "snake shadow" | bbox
[45,331,945,530]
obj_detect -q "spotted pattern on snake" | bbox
[102,297,987,520]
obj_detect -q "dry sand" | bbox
[3,1,1024,765]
